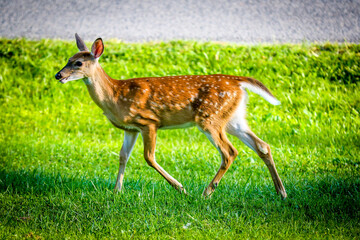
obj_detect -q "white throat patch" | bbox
[83,77,92,85]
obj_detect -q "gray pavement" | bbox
[1,0,359,43]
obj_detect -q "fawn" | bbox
[55,34,287,198]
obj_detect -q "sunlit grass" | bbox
[0,38,359,239]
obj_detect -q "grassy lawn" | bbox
[0,38,359,239]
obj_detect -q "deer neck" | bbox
[83,63,116,109]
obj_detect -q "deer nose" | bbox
[55,72,62,80]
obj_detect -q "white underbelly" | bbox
[159,122,195,130]
[103,111,119,124]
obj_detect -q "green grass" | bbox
[0,38,360,239]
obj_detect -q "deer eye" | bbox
[75,61,82,67]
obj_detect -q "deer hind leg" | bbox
[226,119,287,199]
[198,125,239,197]
[114,131,139,192]
[141,125,187,194]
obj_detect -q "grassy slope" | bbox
[0,39,359,239]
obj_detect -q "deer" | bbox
[55,34,287,199]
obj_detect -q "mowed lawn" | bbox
[0,39,359,239]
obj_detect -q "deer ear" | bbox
[75,33,89,51]
[91,38,104,59]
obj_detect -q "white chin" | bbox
[59,76,82,84]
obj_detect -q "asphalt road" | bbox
[1,0,359,43]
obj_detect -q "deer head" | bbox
[55,33,104,84]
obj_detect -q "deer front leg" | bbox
[114,131,139,192]
[141,125,187,194]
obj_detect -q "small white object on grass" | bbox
[182,223,192,229]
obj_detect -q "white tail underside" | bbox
[240,82,281,106]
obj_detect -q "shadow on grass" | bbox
[0,168,359,237]
[1,168,359,211]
